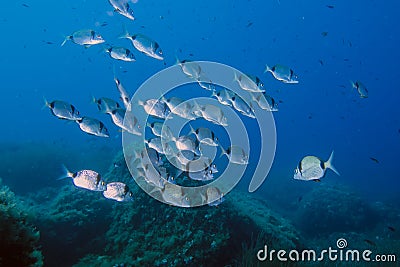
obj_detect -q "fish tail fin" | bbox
[58,164,73,180]
[91,94,97,104]
[174,54,181,65]
[118,25,130,39]
[61,36,71,47]
[188,124,196,136]
[219,144,227,158]
[233,71,239,83]
[264,64,271,73]
[325,151,340,176]
[42,96,50,110]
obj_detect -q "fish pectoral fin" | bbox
[313,179,321,182]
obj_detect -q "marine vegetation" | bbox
[0,178,43,267]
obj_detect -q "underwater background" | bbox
[0,0,399,266]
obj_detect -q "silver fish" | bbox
[92,97,121,114]
[265,64,299,84]
[249,92,278,111]
[61,29,105,47]
[120,30,163,60]
[76,117,109,137]
[177,59,202,80]
[113,77,131,109]
[230,95,255,118]
[351,81,368,98]
[108,0,135,20]
[146,121,174,140]
[103,182,134,202]
[220,145,249,165]
[160,183,190,207]
[193,103,228,126]
[145,137,173,155]
[135,147,163,168]
[143,164,166,189]
[294,151,340,181]
[105,46,136,62]
[162,96,196,120]
[211,89,235,107]
[174,135,200,155]
[123,112,142,136]
[44,99,82,121]
[201,186,224,206]
[60,165,106,191]
[138,99,170,119]
[188,125,218,146]
[188,167,214,181]
[234,72,265,93]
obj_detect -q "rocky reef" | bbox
[293,185,379,237]
[70,152,302,267]
[0,178,43,267]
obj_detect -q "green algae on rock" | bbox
[0,178,43,267]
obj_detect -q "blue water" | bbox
[0,0,399,265]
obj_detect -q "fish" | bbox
[108,107,126,129]
[105,46,136,62]
[326,5,335,9]
[159,183,190,207]
[113,77,131,109]
[188,163,218,181]
[44,99,82,121]
[174,150,197,166]
[108,0,135,20]
[135,147,164,168]
[188,168,214,181]
[145,137,172,155]
[234,72,265,93]
[387,226,396,232]
[76,117,110,137]
[120,29,164,60]
[177,59,202,80]
[369,157,379,163]
[138,99,170,119]
[351,81,368,98]
[184,156,214,173]
[142,164,167,189]
[230,95,255,118]
[211,89,235,107]
[174,135,200,155]
[294,151,340,181]
[201,187,224,206]
[61,29,105,47]
[103,182,134,202]
[188,125,218,146]
[146,121,174,140]
[249,92,278,111]
[162,96,196,120]
[220,145,249,165]
[265,64,299,84]
[123,112,142,136]
[193,104,228,126]
[92,97,121,114]
[321,32,328,37]
[59,165,106,191]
